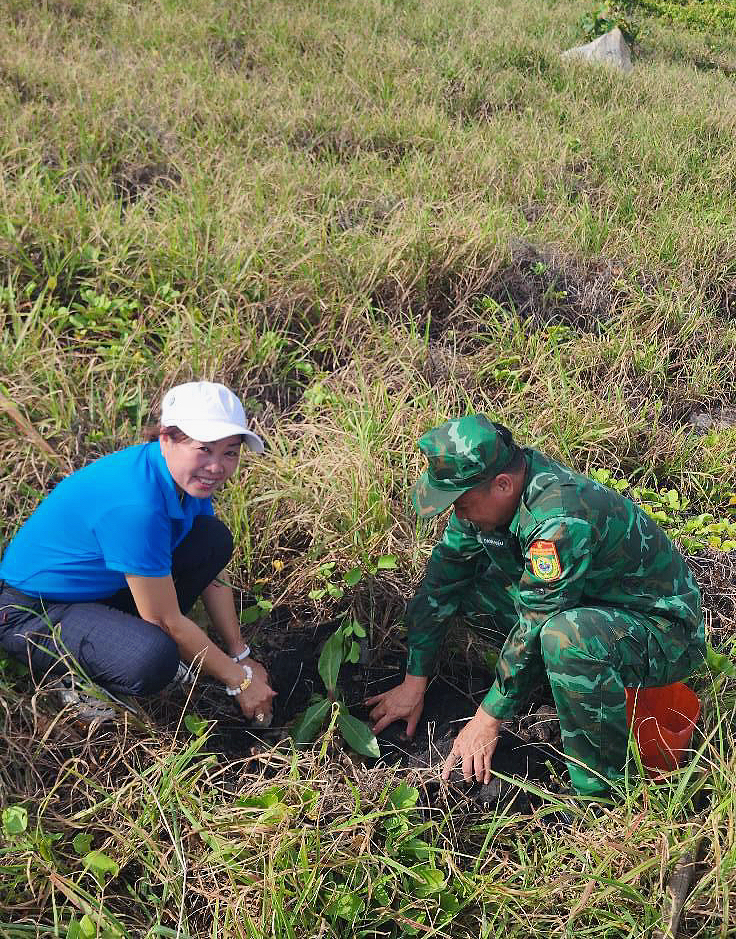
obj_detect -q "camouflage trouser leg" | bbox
[540,607,705,796]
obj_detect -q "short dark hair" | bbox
[505,446,526,475]
[479,446,525,491]
[142,424,188,442]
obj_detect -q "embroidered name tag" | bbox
[529,541,561,581]
[480,534,508,549]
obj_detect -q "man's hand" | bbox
[365,675,428,737]
[441,707,501,785]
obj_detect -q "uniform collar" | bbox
[148,441,185,520]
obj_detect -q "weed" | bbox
[579,1,640,44]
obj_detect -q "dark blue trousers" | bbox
[0,516,233,697]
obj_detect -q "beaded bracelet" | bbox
[225,664,253,696]
[232,646,251,663]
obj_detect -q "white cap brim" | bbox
[174,419,265,453]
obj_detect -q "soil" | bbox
[187,613,567,811]
[111,161,181,208]
[370,239,625,354]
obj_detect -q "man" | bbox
[366,415,705,796]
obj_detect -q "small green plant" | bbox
[579,1,639,43]
[308,554,397,601]
[623,0,736,34]
[52,289,147,359]
[590,469,736,551]
[321,781,465,932]
[291,617,379,758]
[240,594,274,624]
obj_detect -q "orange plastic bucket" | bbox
[625,682,700,773]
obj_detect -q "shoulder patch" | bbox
[529,540,561,581]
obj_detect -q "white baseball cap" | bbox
[161,381,264,453]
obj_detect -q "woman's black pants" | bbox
[0,516,233,697]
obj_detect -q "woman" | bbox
[0,381,275,724]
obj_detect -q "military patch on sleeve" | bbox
[529,541,561,581]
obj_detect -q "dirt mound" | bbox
[371,240,625,351]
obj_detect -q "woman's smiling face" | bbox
[160,433,242,497]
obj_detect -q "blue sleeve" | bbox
[92,505,172,577]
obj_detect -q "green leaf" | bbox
[399,837,431,860]
[388,780,419,811]
[351,622,367,639]
[343,567,363,586]
[184,713,209,737]
[83,850,119,883]
[237,786,286,809]
[484,649,498,671]
[327,888,365,921]
[72,832,94,855]
[300,788,318,814]
[65,917,82,939]
[241,604,263,624]
[372,879,392,907]
[2,805,28,837]
[257,599,273,611]
[318,629,345,693]
[292,697,331,745]
[79,916,97,939]
[706,643,736,678]
[337,708,380,757]
[326,582,344,599]
[308,588,326,600]
[439,890,461,914]
[412,864,446,897]
[376,554,397,570]
[236,787,290,823]
[346,640,361,664]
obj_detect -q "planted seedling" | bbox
[291,617,380,758]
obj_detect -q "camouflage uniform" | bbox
[408,416,705,795]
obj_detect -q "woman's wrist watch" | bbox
[225,663,253,696]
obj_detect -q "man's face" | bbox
[453,474,518,532]
[160,434,242,497]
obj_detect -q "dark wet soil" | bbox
[191,615,567,810]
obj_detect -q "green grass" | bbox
[2,0,736,934]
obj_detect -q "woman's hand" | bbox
[236,669,277,722]
[243,656,271,688]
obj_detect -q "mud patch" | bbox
[290,126,427,165]
[481,240,620,331]
[372,240,623,351]
[111,161,181,209]
[443,74,530,124]
[687,550,736,645]
[331,198,402,234]
[208,29,259,74]
[0,65,56,105]
[687,407,736,435]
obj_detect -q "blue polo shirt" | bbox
[0,442,214,600]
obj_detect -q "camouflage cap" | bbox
[411,415,516,518]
